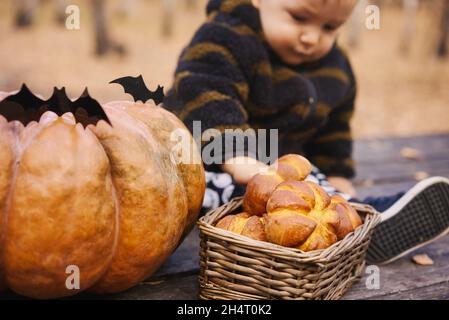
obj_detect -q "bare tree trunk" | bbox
[15,0,39,28]
[92,0,110,55]
[55,0,69,25]
[400,0,419,55]
[116,0,137,19]
[437,0,449,57]
[162,0,176,37]
[92,0,126,56]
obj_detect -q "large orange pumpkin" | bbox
[0,90,205,299]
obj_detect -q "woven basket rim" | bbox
[198,196,382,264]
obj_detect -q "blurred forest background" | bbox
[0,0,448,138]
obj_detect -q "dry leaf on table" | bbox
[400,147,422,160]
[414,171,429,181]
[412,254,434,266]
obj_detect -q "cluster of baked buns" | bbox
[216,154,363,252]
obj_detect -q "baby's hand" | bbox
[222,156,269,185]
[327,176,357,198]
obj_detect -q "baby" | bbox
[166,0,449,264]
[166,0,358,196]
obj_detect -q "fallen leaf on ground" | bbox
[412,254,434,266]
[414,171,429,181]
[400,147,422,160]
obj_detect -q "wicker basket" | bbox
[198,196,381,300]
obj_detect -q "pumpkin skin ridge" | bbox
[0,92,21,291]
[160,109,205,235]
[0,120,23,292]
[123,102,205,237]
[1,114,55,293]
[63,111,122,271]
[102,169,121,281]
[3,112,118,299]
[88,102,190,293]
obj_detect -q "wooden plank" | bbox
[98,274,199,300]
[0,291,26,300]
[364,282,449,300]
[153,227,200,277]
[0,273,200,300]
[354,159,449,184]
[354,173,449,200]
[354,134,449,164]
[108,232,449,300]
[356,179,424,199]
[119,235,449,300]
[344,235,449,300]
[353,134,449,184]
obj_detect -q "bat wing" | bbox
[71,88,111,126]
[0,85,110,127]
[45,87,75,114]
[110,75,151,103]
[152,85,165,105]
[3,84,46,110]
[0,84,57,124]
[110,75,165,105]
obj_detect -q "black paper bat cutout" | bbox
[110,75,165,105]
[0,84,111,127]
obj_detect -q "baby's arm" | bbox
[165,23,252,170]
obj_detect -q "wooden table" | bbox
[3,134,449,300]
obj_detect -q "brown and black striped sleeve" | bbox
[303,83,356,178]
[165,21,258,170]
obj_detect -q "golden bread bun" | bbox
[264,181,362,251]
[216,212,267,242]
[243,154,312,216]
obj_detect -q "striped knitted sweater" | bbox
[165,0,357,178]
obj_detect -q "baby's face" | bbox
[252,0,357,65]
